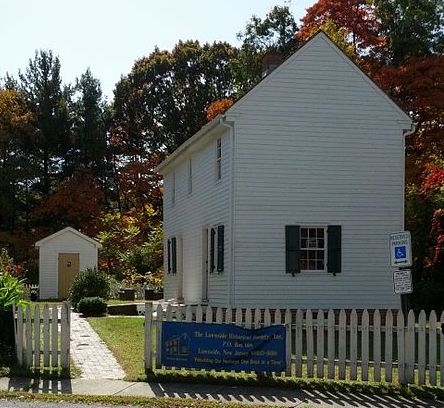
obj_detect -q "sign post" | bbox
[389,231,413,317]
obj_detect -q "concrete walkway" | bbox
[1,377,443,407]
[70,312,125,380]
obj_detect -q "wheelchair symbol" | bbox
[395,246,406,260]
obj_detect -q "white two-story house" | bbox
[156,32,413,309]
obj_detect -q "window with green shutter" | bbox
[171,237,177,274]
[167,239,171,274]
[286,225,342,275]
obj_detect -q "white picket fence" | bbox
[144,304,444,386]
[13,302,70,370]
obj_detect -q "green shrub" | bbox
[77,297,107,317]
[68,268,110,311]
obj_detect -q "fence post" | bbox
[144,302,153,374]
[61,302,70,370]
[16,305,23,367]
[155,303,163,369]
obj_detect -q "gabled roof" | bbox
[156,31,413,175]
[35,227,102,249]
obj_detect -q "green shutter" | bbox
[210,228,216,273]
[167,239,171,274]
[285,225,301,275]
[217,225,224,272]
[327,225,342,275]
[171,237,177,274]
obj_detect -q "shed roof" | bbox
[35,227,102,249]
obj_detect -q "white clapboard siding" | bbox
[144,305,442,387]
[14,302,70,370]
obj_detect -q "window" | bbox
[167,237,177,274]
[209,225,224,273]
[300,227,326,271]
[216,138,222,180]
[188,158,192,194]
[171,172,176,206]
[285,225,342,275]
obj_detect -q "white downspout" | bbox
[220,116,235,308]
[401,123,416,230]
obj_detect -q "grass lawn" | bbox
[87,317,145,379]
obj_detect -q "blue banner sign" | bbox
[161,321,286,372]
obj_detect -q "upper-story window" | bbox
[188,158,192,194]
[216,138,222,181]
[171,172,176,206]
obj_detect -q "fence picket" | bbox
[306,309,314,378]
[361,310,369,381]
[254,308,261,329]
[196,305,203,323]
[350,309,358,381]
[316,309,324,379]
[373,310,381,382]
[406,310,415,383]
[16,306,23,366]
[440,311,444,387]
[144,303,153,373]
[245,308,252,329]
[397,311,406,384]
[285,309,292,376]
[176,305,183,322]
[327,309,335,379]
[385,310,393,382]
[34,305,40,368]
[225,307,232,324]
[216,307,223,324]
[185,305,193,322]
[417,310,426,385]
[51,306,58,367]
[235,308,242,326]
[25,305,32,368]
[428,310,437,386]
[205,305,213,324]
[61,302,70,370]
[274,309,282,325]
[166,304,173,321]
[338,309,346,380]
[295,309,303,377]
[264,308,271,326]
[43,304,50,367]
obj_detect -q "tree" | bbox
[69,69,108,178]
[0,89,36,232]
[374,0,444,66]
[298,0,381,54]
[112,40,237,156]
[233,5,299,94]
[18,50,72,197]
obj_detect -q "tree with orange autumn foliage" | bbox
[35,170,105,236]
[206,99,234,121]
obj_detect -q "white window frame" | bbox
[215,138,222,181]
[300,226,327,272]
[188,158,192,195]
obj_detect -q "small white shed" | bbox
[35,227,102,299]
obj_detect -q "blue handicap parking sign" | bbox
[395,245,406,260]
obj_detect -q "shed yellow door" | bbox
[58,253,80,299]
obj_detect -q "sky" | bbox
[1,0,315,101]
